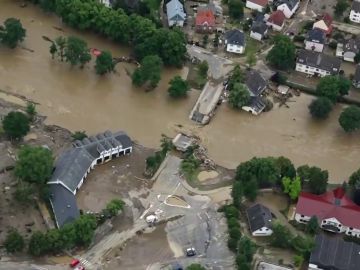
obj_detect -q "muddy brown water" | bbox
[1,1,360,183]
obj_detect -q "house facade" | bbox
[224,29,245,54]
[295,187,360,238]
[305,28,325,52]
[246,204,273,236]
[266,10,286,31]
[166,0,186,27]
[245,0,268,12]
[295,50,341,77]
[350,1,360,23]
[276,0,299,18]
[48,131,132,227]
[195,9,215,33]
[353,65,360,88]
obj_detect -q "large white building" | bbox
[245,0,268,12]
[350,1,360,23]
[276,0,299,18]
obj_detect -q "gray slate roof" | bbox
[343,38,360,54]
[310,234,360,270]
[246,204,272,232]
[225,29,245,46]
[277,0,299,10]
[166,0,186,21]
[352,1,360,13]
[251,20,268,35]
[245,70,267,96]
[49,184,79,228]
[306,28,326,44]
[297,49,341,74]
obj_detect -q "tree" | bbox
[72,214,97,246]
[4,229,24,253]
[306,216,319,235]
[297,165,311,182]
[72,131,87,141]
[307,167,328,195]
[186,264,206,270]
[238,236,255,262]
[244,178,258,201]
[236,254,251,270]
[282,176,301,200]
[228,65,245,90]
[26,102,36,121]
[228,0,244,20]
[2,111,30,140]
[294,254,304,267]
[334,0,349,17]
[14,181,34,203]
[339,106,360,132]
[349,168,360,189]
[224,205,239,219]
[316,76,350,103]
[95,51,115,75]
[15,145,54,184]
[202,34,208,48]
[0,18,26,48]
[105,199,125,216]
[198,60,209,78]
[132,55,163,88]
[28,231,49,256]
[64,36,91,67]
[39,0,56,12]
[308,97,333,119]
[276,156,296,179]
[338,77,351,96]
[266,35,296,70]
[231,181,243,208]
[270,222,293,248]
[168,76,190,98]
[53,36,66,61]
[228,83,250,109]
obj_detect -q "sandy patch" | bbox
[197,170,219,182]
[165,195,190,208]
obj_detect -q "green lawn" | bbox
[245,36,260,57]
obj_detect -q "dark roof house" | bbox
[309,234,360,270]
[245,70,267,96]
[251,20,268,36]
[246,204,272,234]
[352,1,360,13]
[306,28,326,44]
[224,29,245,47]
[296,49,341,75]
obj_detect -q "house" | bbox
[48,131,132,227]
[224,29,246,54]
[350,1,360,23]
[172,133,194,152]
[313,13,333,35]
[198,2,223,17]
[246,0,268,12]
[305,28,326,52]
[296,50,341,77]
[295,187,360,237]
[276,0,299,18]
[353,65,360,88]
[166,0,186,27]
[266,10,286,31]
[99,0,112,8]
[336,38,360,62]
[308,234,360,270]
[246,204,273,236]
[195,9,215,33]
[242,70,267,115]
[250,16,268,41]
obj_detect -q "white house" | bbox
[245,0,268,12]
[350,1,360,23]
[266,10,286,31]
[250,18,268,41]
[166,0,186,27]
[246,204,273,236]
[305,28,326,52]
[99,0,112,8]
[336,38,360,62]
[296,49,341,77]
[224,29,245,54]
[276,0,299,18]
[295,187,360,238]
[241,70,267,115]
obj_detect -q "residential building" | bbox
[166,0,186,27]
[296,50,341,77]
[266,10,286,31]
[224,29,245,54]
[336,38,360,62]
[246,0,269,12]
[99,0,113,8]
[48,131,132,227]
[246,204,273,236]
[353,65,360,88]
[305,28,326,52]
[313,13,333,35]
[250,16,268,41]
[172,133,194,152]
[350,1,360,23]
[242,70,267,115]
[198,2,223,17]
[295,187,360,237]
[195,9,215,33]
[309,234,360,270]
[276,0,299,18]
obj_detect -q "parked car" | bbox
[70,259,80,268]
[186,247,196,257]
[74,265,85,270]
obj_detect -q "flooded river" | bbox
[1,1,360,183]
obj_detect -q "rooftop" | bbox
[296,50,341,74]
[166,0,186,21]
[354,65,360,81]
[225,29,245,46]
[248,0,268,7]
[195,9,215,26]
[246,204,272,232]
[251,20,268,35]
[245,69,267,96]
[276,0,299,10]
[306,28,326,44]
[352,1,360,13]
[267,10,286,26]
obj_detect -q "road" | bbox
[0,262,67,270]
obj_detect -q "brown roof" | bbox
[268,10,285,26]
[248,0,268,7]
[195,10,215,26]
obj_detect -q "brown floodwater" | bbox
[1,1,360,183]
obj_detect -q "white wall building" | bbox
[276,0,299,18]
[350,1,360,23]
[304,28,325,53]
[224,29,245,54]
[245,0,268,12]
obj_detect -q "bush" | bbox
[105,199,125,217]
[4,229,24,253]
[294,254,304,267]
[224,205,239,219]
[339,106,360,132]
[72,131,87,141]
[2,111,30,140]
[328,41,338,49]
[293,35,305,42]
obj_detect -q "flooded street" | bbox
[1,1,360,183]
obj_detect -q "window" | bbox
[125,148,131,154]
[104,155,110,161]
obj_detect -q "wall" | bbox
[246,1,264,12]
[350,10,360,23]
[253,226,273,236]
[250,31,263,41]
[226,44,244,54]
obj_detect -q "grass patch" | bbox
[245,37,260,57]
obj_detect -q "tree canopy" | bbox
[316,76,351,103]
[303,166,328,195]
[349,168,360,189]
[132,55,163,88]
[228,83,250,109]
[0,18,26,48]
[14,145,54,184]
[334,0,349,17]
[266,35,296,70]
[64,36,91,67]
[228,0,244,20]
[2,111,30,140]
[308,97,333,119]
[104,199,125,217]
[168,75,190,98]
[95,51,115,75]
[339,106,360,132]
[4,229,25,253]
[306,216,319,235]
[282,176,301,201]
[228,65,245,91]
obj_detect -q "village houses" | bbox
[336,37,360,62]
[266,10,286,31]
[276,0,299,19]
[245,0,269,12]
[246,204,273,236]
[305,28,326,53]
[224,29,246,54]
[250,14,268,41]
[195,9,215,33]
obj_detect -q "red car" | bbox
[70,259,80,268]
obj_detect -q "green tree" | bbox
[307,167,328,195]
[202,34,209,48]
[228,65,245,90]
[246,52,256,67]
[316,76,350,103]
[4,229,24,253]
[308,97,333,119]
[228,0,244,19]
[0,18,26,48]
[2,111,30,140]
[26,102,36,121]
[266,35,296,70]
[270,222,293,248]
[28,231,49,256]
[227,217,240,229]
[105,199,125,216]
[334,0,349,17]
[228,83,250,109]
[64,36,91,67]
[337,77,351,96]
[294,254,304,267]
[95,51,115,75]
[282,176,301,200]
[186,263,206,270]
[229,227,242,240]
[198,60,209,78]
[46,229,64,253]
[306,216,319,235]
[15,145,54,184]
[238,236,255,262]
[132,55,163,88]
[14,181,34,204]
[236,254,251,270]
[54,36,66,61]
[72,214,97,246]
[244,178,258,201]
[276,156,296,179]
[297,165,311,182]
[349,168,360,189]
[224,205,239,219]
[339,106,360,132]
[168,76,190,98]
[71,131,87,141]
[231,181,243,208]
[39,0,56,12]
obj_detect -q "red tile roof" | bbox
[296,187,360,228]
[248,0,268,7]
[195,10,215,26]
[267,10,285,26]
[322,12,333,26]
